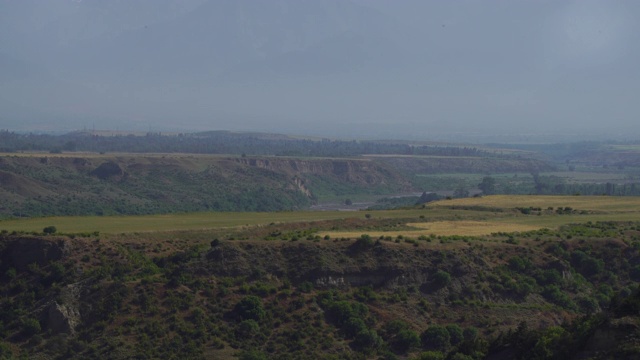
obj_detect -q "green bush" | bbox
[43,226,57,234]
[21,317,41,336]
[0,341,14,359]
[233,296,266,322]
[394,329,421,353]
[446,324,464,346]
[462,327,479,342]
[414,351,445,360]
[433,270,452,288]
[421,325,450,351]
[238,349,268,360]
[236,319,260,338]
[354,328,383,351]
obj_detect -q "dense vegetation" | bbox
[0,130,491,158]
[1,130,640,220]
[1,218,640,359]
[530,174,640,196]
[0,155,314,218]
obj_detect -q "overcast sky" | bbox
[1,0,639,142]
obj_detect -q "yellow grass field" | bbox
[317,195,640,238]
[324,220,542,238]
[322,213,640,239]
[427,195,640,213]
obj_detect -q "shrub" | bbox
[233,296,266,322]
[0,342,13,359]
[43,226,57,234]
[421,325,450,351]
[462,327,479,342]
[22,318,41,336]
[415,351,445,360]
[543,285,576,310]
[344,317,367,338]
[446,324,464,346]
[433,270,451,288]
[352,235,375,251]
[298,281,314,293]
[354,328,383,351]
[238,350,268,360]
[394,329,421,353]
[236,319,260,338]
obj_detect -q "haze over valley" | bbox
[4,2,640,360]
[2,0,640,141]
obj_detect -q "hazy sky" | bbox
[1,0,639,142]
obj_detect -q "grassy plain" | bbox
[325,220,542,238]
[0,209,425,234]
[1,195,638,236]
[323,195,640,238]
[428,194,640,212]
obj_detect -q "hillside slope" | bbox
[0,154,413,217]
[1,220,639,359]
[0,150,559,218]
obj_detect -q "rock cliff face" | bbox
[235,156,411,189]
[0,154,413,216]
[0,236,82,335]
[46,299,81,335]
[3,237,70,271]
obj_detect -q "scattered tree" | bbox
[43,226,57,234]
[478,176,496,195]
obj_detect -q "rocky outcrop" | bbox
[91,161,125,180]
[47,301,81,335]
[292,176,312,198]
[235,157,412,190]
[4,237,69,271]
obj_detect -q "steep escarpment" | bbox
[235,157,403,184]
[0,151,560,217]
[0,154,415,217]
[0,236,70,271]
[236,156,413,197]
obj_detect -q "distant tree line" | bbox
[474,174,640,197]
[0,130,496,158]
[532,174,640,196]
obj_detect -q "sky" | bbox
[0,0,639,142]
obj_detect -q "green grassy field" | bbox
[0,209,429,234]
[2,195,639,236]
